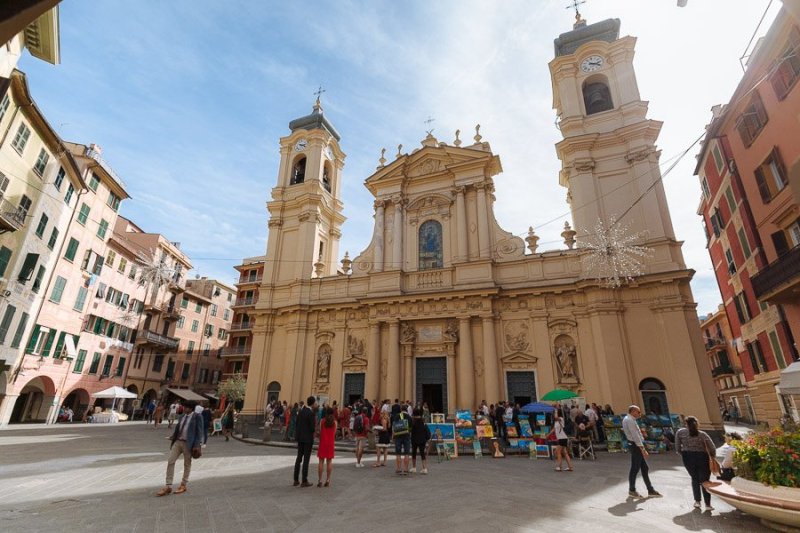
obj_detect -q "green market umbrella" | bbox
[541,389,578,402]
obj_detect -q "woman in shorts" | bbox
[374,412,391,467]
[551,411,573,472]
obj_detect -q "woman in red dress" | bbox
[317,407,337,487]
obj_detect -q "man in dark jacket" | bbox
[293,396,317,487]
[156,402,205,496]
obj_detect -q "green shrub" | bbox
[733,428,800,487]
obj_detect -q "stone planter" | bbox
[706,478,800,532]
[262,426,272,442]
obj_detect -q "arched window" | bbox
[266,381,281,404]
[583,79,613,115]
[418,220,443,270]
[639,378,670,416]
[290,156,306,185]
[322,162,331,192]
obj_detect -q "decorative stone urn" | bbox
[705,478,800,531]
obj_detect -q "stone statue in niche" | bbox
[317,345,331,381]
[555,341,578,381]
[444,320,459,342]
[401,322,416,343]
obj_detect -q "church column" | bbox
[386,321,401,400]
[482,316,500,402]
[391,196,403,270]
[373,200,385,272]
[454,186,469,261]
[366,321,381,400]
[402,345,413,402]
[457,316,475,410]
[475,183,490,259]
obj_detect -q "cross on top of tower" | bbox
[424,116,435,135]
[566,0,587,26]
[313,85,326,110]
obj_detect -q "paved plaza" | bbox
[0,423,771,533]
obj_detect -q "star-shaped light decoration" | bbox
[136,247,180,302]
[579,216,653,288]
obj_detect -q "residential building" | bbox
[0,71,84,425]
[699,305,748,420]
[1,3,60,77]
[121,217,192,407]
[223,255,264,381]
[694,7,800,425]
[237,16,722,434]
[184,277,235,397]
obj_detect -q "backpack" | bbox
[353,414,364,433]
[392,413,410,437]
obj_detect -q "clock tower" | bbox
[549,17,684,272]
[264,98,346,284]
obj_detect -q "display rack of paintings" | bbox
[603,415,625,453]
[431,413,445,424]
[602,414,682,453]
[427,422,457,459]
[455,410,476,454]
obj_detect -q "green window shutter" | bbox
[88,352,101,374]
[97,219,108,239]
[50,276,67,303]
[53,332,67,358]
[65,238,79,261]
[73,286,88,311]
[0,246,12,278]
[47,227,59,250]
[10,312,29,348]
[41,329,56,357]
[32,266,46,293]
[116,357,126,376]
[77,203,90,225]
[101,356,113,376]
[25,324,41,353]
[74,349,87,372]
[35,213,48,238]
[0,304,16,344]
[17,253,39,282]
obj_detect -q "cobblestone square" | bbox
[0,423,771,532]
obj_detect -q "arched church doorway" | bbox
[639,378,669,416]
[10,375,56,423]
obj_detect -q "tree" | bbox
[218,373,246,403]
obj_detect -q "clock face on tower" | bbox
[324,145,334,161]
[294,139,308,152]
[580,55,604,73]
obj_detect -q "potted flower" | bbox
[707,428,800,530]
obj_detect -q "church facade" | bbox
[241,17,722,430]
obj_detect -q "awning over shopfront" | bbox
[779,361,800,395]
[202,392,219,401]
[166,388,208,403]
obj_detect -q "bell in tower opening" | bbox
[291,156,306,185]
[583,80,613,115]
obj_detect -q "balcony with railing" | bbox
[0,196,26,232]
[221,346,251,358]
[751,244,800,304]
[232,296,257,308]
[711,364,736,378]
[229,322,253,333]
[136,330,179,350]
[237,274,263,286]
[704,337,727,351]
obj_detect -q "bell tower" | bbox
[264,98,346,283]
[549,16,681,269]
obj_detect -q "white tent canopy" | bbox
[92,386,137,399]
[779,361,800,395]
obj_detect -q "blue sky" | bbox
[18,0,779,314]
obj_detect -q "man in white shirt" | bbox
[622,405,661,499]
[585,406,598,440]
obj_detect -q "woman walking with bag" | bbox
[675,416,717,510]
[550,411,573,472]
[316,407,336,487]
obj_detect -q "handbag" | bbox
[708,454,720,476]
[191,447,202,459]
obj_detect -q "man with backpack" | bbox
[353,406,369,467]
[391,403,412,475]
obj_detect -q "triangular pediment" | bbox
[342,355,368,368]
[365,144,498,191]
[500,352,539,365]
